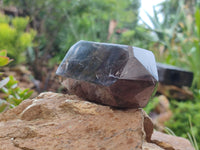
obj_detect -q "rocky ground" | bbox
[0,92,194,150]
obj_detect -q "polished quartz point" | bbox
[56,40,158,108]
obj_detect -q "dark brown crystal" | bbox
[157,63,193,87]
[56,40,158,108]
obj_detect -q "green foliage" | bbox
[12,16,29,31]
[0,76,33,110]
[140,1,200,148]
[0,50,33,113]
[165,6,200,88]
[165,94,200,148]
[3,0,140,74]
[57,0,140,60]
[0,50,13,66]
[187,116,199,150]
[143,1,200,89]
[183,8,200,88]
[144,96,159,114]
[0,13,36,64]
[141,0,185,63]
[121,30,136,44]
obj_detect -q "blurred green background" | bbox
[0,0,199,149]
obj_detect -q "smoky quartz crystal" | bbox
[56,40,158,108]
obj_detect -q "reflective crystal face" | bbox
[56,40,158,108]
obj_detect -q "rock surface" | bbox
[0,92,194,150]
[0,92,153,150]
[142,142,165,150]
[151,131,195,150]
[149,95,172,131]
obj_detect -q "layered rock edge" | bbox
[0,92,194,150]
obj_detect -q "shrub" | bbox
[165,94,200,149]
[0,13,36,64]
[0,50,33,112]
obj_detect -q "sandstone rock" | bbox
[0,92,194,150]
[149,95,172,131]
[143,112,154,142]
[151,131,195,150]
[155,95,170,114]
[0,92,153,150]
[142,142,165,150]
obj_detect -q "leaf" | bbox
[0,103,8,112]
[0,50,7,56]
[6,76,18,88]
[0,100,9,112]
[195,8,200,36]
[153,5,159,25]
[0,77,10,88]
[18,88,29,97]
[1,87,8,94]
[11,83,18,89]
[23,90,33,100]
[144,10,160,29]
[0,56,10,66]
[10,97,22,106]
